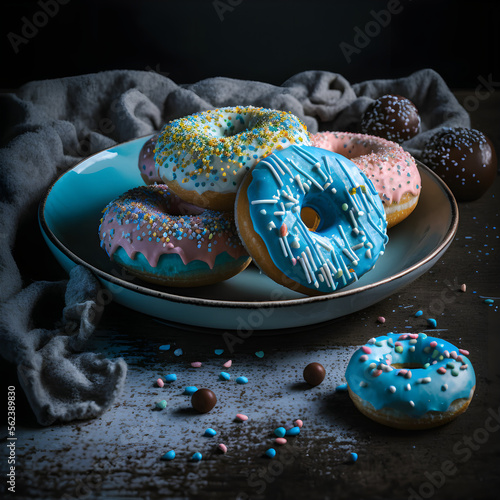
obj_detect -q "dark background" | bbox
[2,0,499,90]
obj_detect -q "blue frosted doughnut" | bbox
[235,145,388,295]
[154,106,311,211]
[345,333,476,429]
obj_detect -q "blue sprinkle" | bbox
[484,299,494,304]
[174,348,183,356]
[165,374,177,382]
[236,376,248,384]
[350,452,358,463]
[183,386,198,395]
[204,428,217,437]
[214,349,224,355]
[159,345,171,351]
[255,351,265,358]
[191,452,202,462]
[336,383,348,391]
[219,372,231,381]
[285,426,300,436]
[265,448,276,458]
[274,427,286,438]
[427,318,437,328]
[414,310,423,317]
[161,450,175,461]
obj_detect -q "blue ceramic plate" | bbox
[39,135,458,331]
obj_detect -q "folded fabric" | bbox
[0,68,469,425]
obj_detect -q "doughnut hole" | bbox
[390,362,424,369]
[300,206,321,232]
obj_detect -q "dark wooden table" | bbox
[3,92,500,500]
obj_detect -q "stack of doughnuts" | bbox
[99,104,428,294]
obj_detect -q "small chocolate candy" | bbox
[422,127,497,201]
[361,94,420,143]
[303,362,326,386]
[191,388,217,413]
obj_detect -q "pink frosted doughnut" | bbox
[311,132,421,228]
[138,135,162,185]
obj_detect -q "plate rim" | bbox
[39,135,459,310]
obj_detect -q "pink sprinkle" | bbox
[294,419,303,428]
[460,284,466,292]
[191,362,202,368]
[398,335,409,341]
[437,367,447,374]
[157,378,164,388]
[361,346,372,354]
[377,316,386,323]
[372,369,383,378]
[223,360,232,368]
[395,341,402,347]
[275,438,287,445]
[291,257,297,266]
[218,443,227,453]
[430,341,437,348]
[398,369,408,376]
[444,350,450,358]
[450,351,458,359]
[460,364,468,370]
[459,349,469,356]
[359,355,368,362]
[236,413,248,421]
[456,356,463,363]
[405,370,412,379]
[409,334,419,339]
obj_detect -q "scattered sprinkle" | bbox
[218,443,227,453]
[336,383,348,391]
[460,284,466,292]
[427,318,437,328]
[174,348,183,356]
[156,400,167,410]
[275,437,287,445]
[484,299,494,304]
[159,345,170,351]
[157,378,164,388]
[255,351,265,358]
[161,450,175,461]
[415,310,423,317]
[191,452,202,462]
[265,448,276,459]
[183,386,198,395]
[191,362,202,368]
[214,349,224,355]
[219,371,231,381]
[204,428,217,437]
[236,376,249,384]
[377,316,386,323]
[350,452,358,463]
[285,426,301,436]
[165,374,177,382]
[294,419,303,428]
[223,360,232,368]
[274,427,286,438]
[236,413,249,422]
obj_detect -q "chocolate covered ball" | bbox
[303,362,326,386]
[361,94,421,143]
[191,388,217,413]
[422,127,497,201]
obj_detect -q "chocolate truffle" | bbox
[361,94,420,143]
[303,362,326,386]
[191,388,217,413]
[422,127,497,201]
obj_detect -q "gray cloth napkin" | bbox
[0,68,469,426]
